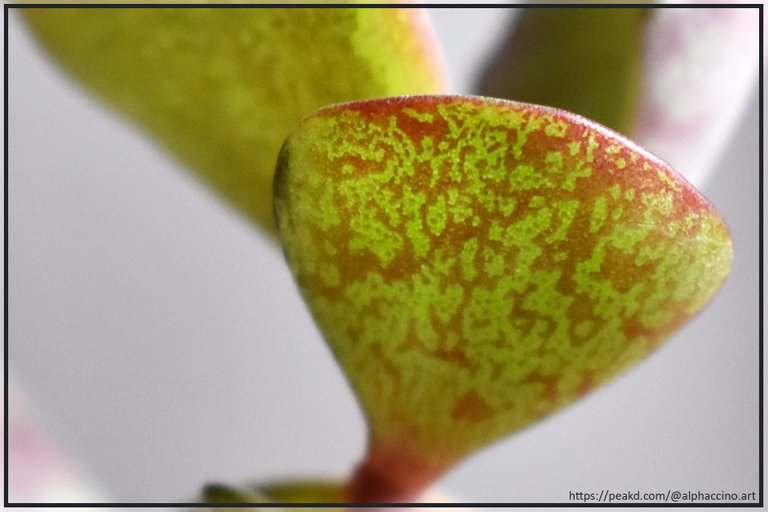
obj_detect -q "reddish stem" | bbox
[345,440,449,504]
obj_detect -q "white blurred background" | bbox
[6,7,760,505]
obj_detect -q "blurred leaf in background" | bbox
[8,380,110,504]
[478,8,648,135]
[632,7,759,185]
[22,7,448,237]
[478,6,758,185]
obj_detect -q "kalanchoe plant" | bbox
[13,4,750,505]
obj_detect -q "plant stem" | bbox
[344,440,447,504]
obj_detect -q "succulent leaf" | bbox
[478,8,648,135]
[22,7,447,237]
[274,95,732,501]
[203,479,345,506]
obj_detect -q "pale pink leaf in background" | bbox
[8,380,110,505]
[633,8,758,187]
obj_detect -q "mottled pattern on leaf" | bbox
[275,96,732,484]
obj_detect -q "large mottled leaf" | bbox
[22,6,447,237]
[478,8,648,135]
[274,95,732,501]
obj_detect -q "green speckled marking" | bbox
[590,197,609,233]
[460,238,479,281]
[275,95,732,477]
[545,118,568,138]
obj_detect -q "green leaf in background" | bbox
[203,479,345,507]
[274,95,732,502]
[22,6,447,238]
[478,8,648,135]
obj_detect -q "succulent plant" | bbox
[12,4,752,506]
[274,95,732,502]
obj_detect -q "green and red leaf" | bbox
[274,95,732,502]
